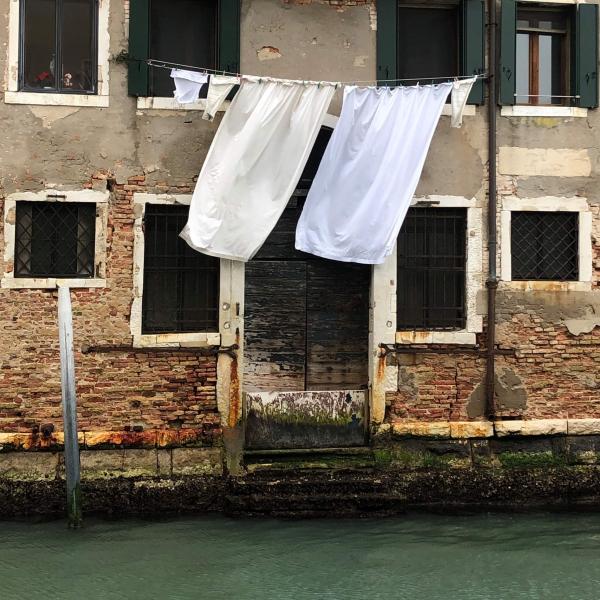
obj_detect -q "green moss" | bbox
[497,451,567,468]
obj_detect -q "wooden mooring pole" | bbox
[58,286,83,528]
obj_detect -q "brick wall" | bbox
[0,176,221,443]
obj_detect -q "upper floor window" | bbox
[128,0,240,98]
[500,1,598,108]
[377,0,485,104]
[397,207,467,330]
[511,211,578,281]
[515,7,568,105]
[15,201,96,278]
[142,204,219,333]
[20,0,98,94]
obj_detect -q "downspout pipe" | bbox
[485,0,498,419]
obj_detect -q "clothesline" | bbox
[146,58,487,87]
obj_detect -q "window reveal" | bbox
[511,211,578,281]
[515,7,568,105]
[20,0,98,93]
[15,201,96,278]
[148,0,217,97]
[142,204,219,334]
[397,208,467,330]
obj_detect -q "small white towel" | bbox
[451,77,477,128]
[203,75,241,121]
[170,69,209,104]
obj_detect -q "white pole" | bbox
[58,286,82,527]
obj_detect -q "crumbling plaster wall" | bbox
[0,0,597,435]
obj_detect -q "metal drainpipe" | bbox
[485,0,498,419]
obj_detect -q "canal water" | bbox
[2,513,600,599]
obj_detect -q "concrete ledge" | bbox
[568,419,600,436]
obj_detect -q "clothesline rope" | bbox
[146,58,487,87]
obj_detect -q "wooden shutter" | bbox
[461,0,485,104]
[219,0,240,73]
[575,4,598,109]
[377,0,397,84]
[128,0,149,96]
[499,0,516,105]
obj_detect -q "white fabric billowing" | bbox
[451,77,477,128]
[203,75,241,121]
[171,69,208,104]
[181,77,335,261]
[295,82,452,264]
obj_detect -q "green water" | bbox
[2,514,600,599]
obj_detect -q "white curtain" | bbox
[181,77,335,261]
[295,83,453,264]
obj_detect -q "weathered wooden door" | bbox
[243,127,371,449]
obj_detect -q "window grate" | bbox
[15,201,96,278]
[511,211,578,281]
[142,204,219,333]
[397,207,467,330]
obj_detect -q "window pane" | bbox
[15,202,96,278]
[22,0,57,90]
[397,208,467,330]
[149,0,217,97]
[511,212,578,281]
[397,6,459,80]
[60,0,96,92]
[142,204,219,333]
[515,32,530,103]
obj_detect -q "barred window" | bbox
[397,207,467,330]
[15,201,96,278]
[511,211,578,281]
[142,204,219,333]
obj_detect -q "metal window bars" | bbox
[397,207,467,330]
[141,204,220,334]
[15,201,96,278]
[511,211,579,281]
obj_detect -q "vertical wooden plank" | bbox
[58,286,82,528]
[462,0,485,104]
[243,261,307,392]
[306,260,370,391]
[377,0,397,84]
[499,0,516,105]
[128,0,149,96]
[219,0,240,73]
[576,4,599,108]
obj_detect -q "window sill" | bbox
[4,91,109,108]
[136,97,231,112]
[500,280,592,292]
[395,330,477,345]
[133,332,221,348]
[501,105,588,118]
[0,277,106,289]
[441,104,476,118]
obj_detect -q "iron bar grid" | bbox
[397,207,467,330]
[142,204,219,334]
[511,211,578,281]
[15,201,96,278]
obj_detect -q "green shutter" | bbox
[377,0,397,84]
[219,0,240,73]
[128,0,149,96]
[575,4,598,109]
[499,0,516,105]
[462,0,485,104]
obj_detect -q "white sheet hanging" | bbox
[295,82,452,264]
[203,75,241,121]
[451,77,477,128]
[171,69,208,104]
[180,77,335,261]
